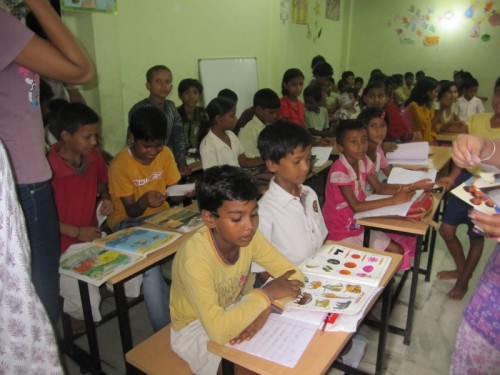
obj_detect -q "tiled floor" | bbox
[60,225,495,374]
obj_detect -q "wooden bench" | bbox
[125,324,193,375]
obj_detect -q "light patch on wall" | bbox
[438,11,461,30]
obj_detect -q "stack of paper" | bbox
[386,142,429,166]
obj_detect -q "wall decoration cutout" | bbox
[292,0,308,24]
[62,0,117,13]
[280,0,290,25]
[463,0,499,41]
[325,0,340,21]
[387,4,437,44]
[423,35,440,45]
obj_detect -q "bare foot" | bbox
[437,269,461,280]
[446,284,468,300]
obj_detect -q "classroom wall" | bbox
[346,0,499,110]
[63,0,347,155]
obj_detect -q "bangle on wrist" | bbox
[481,139,496,162]
[75,226,81,239]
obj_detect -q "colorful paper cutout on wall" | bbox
[280,0,290,25]
[464,0,499,41]
[423,35,440,45]
[292,0,308,24]
[387,4,437,42]
[325,0,340,21]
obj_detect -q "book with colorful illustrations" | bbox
[93,227,182,256]
[451,175,500,215]
[59,243,143,286]
[285,244,390,315]
[145,206,204,233]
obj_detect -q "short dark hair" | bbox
[303,84,323,101]
[404,72,414,79]
[354,77,364,84]
[129,107,167,141]
[146,65,171,82]
[217,88,238,103]
[253,88,280,109]
[311,55,326,69]
[178,78,203,96]
[196,165,259,213]
[312,62,334,77]
[462,77,479,90]
[335,119,366,145]
[55,102,99,137]
[258,120,312,163]
[357,106,388,127]
[341,71,354,81]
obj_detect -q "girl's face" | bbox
[363,88,387,108]
[304,95,320,112]
[284,77,304,99]
[179,87,201,108]
[427,86,439,102]
[440,85,459,107]
[216,106,237,130]
[338,129,368,164]
[367,117,387,145]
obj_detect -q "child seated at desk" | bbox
[198,97,263,170]
[170,165,304,375]
[107,107,187,332]
[304,84,335,138]
[238,88,280,158]
[252,120,328,285]
[322,120,431,270]
[47,102,121,331]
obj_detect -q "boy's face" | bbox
[363,88,387,108]
[61,123,98,156]
[405,76,414,86]
[492,86,500,115]
[130,138,163,165]
[324,81,333,95]
[146,70,173,102]
[338,129,368,164]
[304,95,320,112]
[255,106,279,125]
[354,81,363,92]
[267,145,312,187]
[205,199,259,249]
[345,75,355,86]
[179,87,201,108]
[464,86,478,101]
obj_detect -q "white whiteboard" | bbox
[198,58,258,116]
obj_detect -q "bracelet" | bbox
[75,226,81,239]
[481,139,496,162]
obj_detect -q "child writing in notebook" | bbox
[278,68,305,126]
[198,97,263,170]
[322,120,431,270]
[170,165,304,375]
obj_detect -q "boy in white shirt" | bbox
[252,120,328,285]
[456,77,485,123]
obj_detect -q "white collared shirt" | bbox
[200,129,244,170]
[252,178,328,272]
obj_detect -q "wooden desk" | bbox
[208,243,402,375]
[435,132,458,143]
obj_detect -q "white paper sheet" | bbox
[386,142,429,166]
[353,190,423,220]
[311,146,333,167]
[166,183,195,197]
[387,167,437,184]
[96,201,107,227]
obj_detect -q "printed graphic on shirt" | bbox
[132,171,163,186]
[18,67,39,108]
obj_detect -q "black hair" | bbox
[335,119,366,146]
[362,80,387,96]
[146,65,171,82]
[253,88,280,109]
[404,72,414,79]
[392,74,403,86]
[368,72,388,85]
[197,97,235,148]
[370,69,383,77]
[340,85,358,96]
[257,120,312,163]
[328,76,336,84]
[312,62,334,77]
[462,77,479,90]
[311,55,326,69]
[39,78,54,104]
[341,71,355,81]
[55,102,99,138]
[337,79,348,92]
[177,78,203,96]
[217,88,238,103]
[405,76,439,106]
[129,107,167,141]
[415,70,425,78]
[281,68,305,96]
[357,106,388,128]
[354,77,364,84]
[303,84,323,102]
[196,165,259,213]
[496,76,500,90]
[437,80,457,100]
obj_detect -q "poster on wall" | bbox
[61,0,117,14]
[325,0,340,21]
[292,0,308,24]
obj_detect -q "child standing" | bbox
[238,88,280,158]
[278,68,305,126]
[322,120,429,270]
[129,65,190,176]
[303,84,335,137]
[176,78,205,155]
[252,120,328,285]
[198,97,263,169]
[456,76,485,123]
[402,77,440,142]
[170,165,304,375]
[108,107,183,332]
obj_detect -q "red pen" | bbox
[320,313,339,334]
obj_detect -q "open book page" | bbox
[386,142,429,165]
[353,190,425,220]
[165,183,195,197]
[387,167,437,184]
[145,206,204,233]
[281,308,327,326]
[311,146,333,167]
[228,313,318,368]
[93,227,181,256]
[59,242,143,286]
[451,175,500,215]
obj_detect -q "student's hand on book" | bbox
[78,226,102,242]
[436,177,456,191]
[411,179,434,191]
[261,270,304,301]
[392,190,414,204]
[229,305,272,345]
[469,210,500,238]
[141,191,167,208]
[98,199,114,216]
[382,142,398,153]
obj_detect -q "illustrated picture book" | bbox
[451,175,500,215]
[93,226,181,256]
[286,244,390,315]
[145,206,204,233]
[59,243,143,286]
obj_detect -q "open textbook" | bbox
[145,206,204,233]
[286,244,389,315]
[386,142,429,166]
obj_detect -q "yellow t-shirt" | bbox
[107,146,181,229]
[170,226,304,345]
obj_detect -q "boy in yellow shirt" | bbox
[170,165,304,375]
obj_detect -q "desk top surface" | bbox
[435,132,459,142]
[208,242,402,375]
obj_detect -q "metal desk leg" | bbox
[113,282,134,374]
[363,228,371,248]
[221,358,235,375]
[376,278,393,375]
[404,235,423,345]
